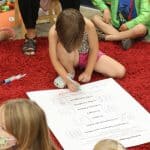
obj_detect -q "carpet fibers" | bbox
[0,38,150,150]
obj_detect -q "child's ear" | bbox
[0,128,17,149]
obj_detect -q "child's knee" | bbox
[133,24,147,37]
[115,65,126,78]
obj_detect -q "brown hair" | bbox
[56,8,85,53]
[1,99,52,150]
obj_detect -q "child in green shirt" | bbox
[92,0,150,50]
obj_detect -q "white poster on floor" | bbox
[27,78,150,150]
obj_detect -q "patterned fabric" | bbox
[78,32,90,53]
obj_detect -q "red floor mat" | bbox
[0,38,150,150]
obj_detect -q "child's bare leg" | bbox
[0,31,9,41]
[105,24,147,41]
[92,15,119,35]
[94,55,126,78]
[56,43,77,74]
[0,28,15,41]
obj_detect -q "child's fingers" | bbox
[68,83,78,92]
[79,77,87,82]
[78,75,84,82]
[79,74,91,83]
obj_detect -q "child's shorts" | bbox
[78,51,104,68]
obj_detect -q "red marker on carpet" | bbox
[0,74,26,85]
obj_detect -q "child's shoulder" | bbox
[84,17,93,25]
[49,24,57,37]
[49,24,56,33]
[84,17,96,32]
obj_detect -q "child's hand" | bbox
[119,24,128,31]
[67,80,80,92]
[103,9,111,24]
[78,72,91,83]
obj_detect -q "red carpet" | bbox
[0,38,150,150]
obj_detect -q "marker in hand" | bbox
[66,75,80,90]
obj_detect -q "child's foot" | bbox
[121,38,133,50]
[22,34,37,56]
[0,28,15,41]
[54,73,75,89]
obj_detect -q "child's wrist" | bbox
[65,72,75,83]
[84,68,93,76]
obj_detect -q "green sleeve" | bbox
[126,0,150,29]
[91,0,108,11]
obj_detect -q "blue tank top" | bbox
[118,0,137,24]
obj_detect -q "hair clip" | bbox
[0,136,8,147]
[0,136,16,149]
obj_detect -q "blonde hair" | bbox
[1,98,52,150]
[94,139,126,150]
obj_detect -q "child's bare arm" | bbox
[48,25,68,82]
[103,8,111,24]
[79,18,99,82]
[49,25,80,91]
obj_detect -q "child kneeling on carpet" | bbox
[0,98,53,150]
[0,27,15,41]
[94,139,126,150]
[49,9,126,92]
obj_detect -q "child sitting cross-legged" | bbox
[49,8,126,92]
[92,0,150,50]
